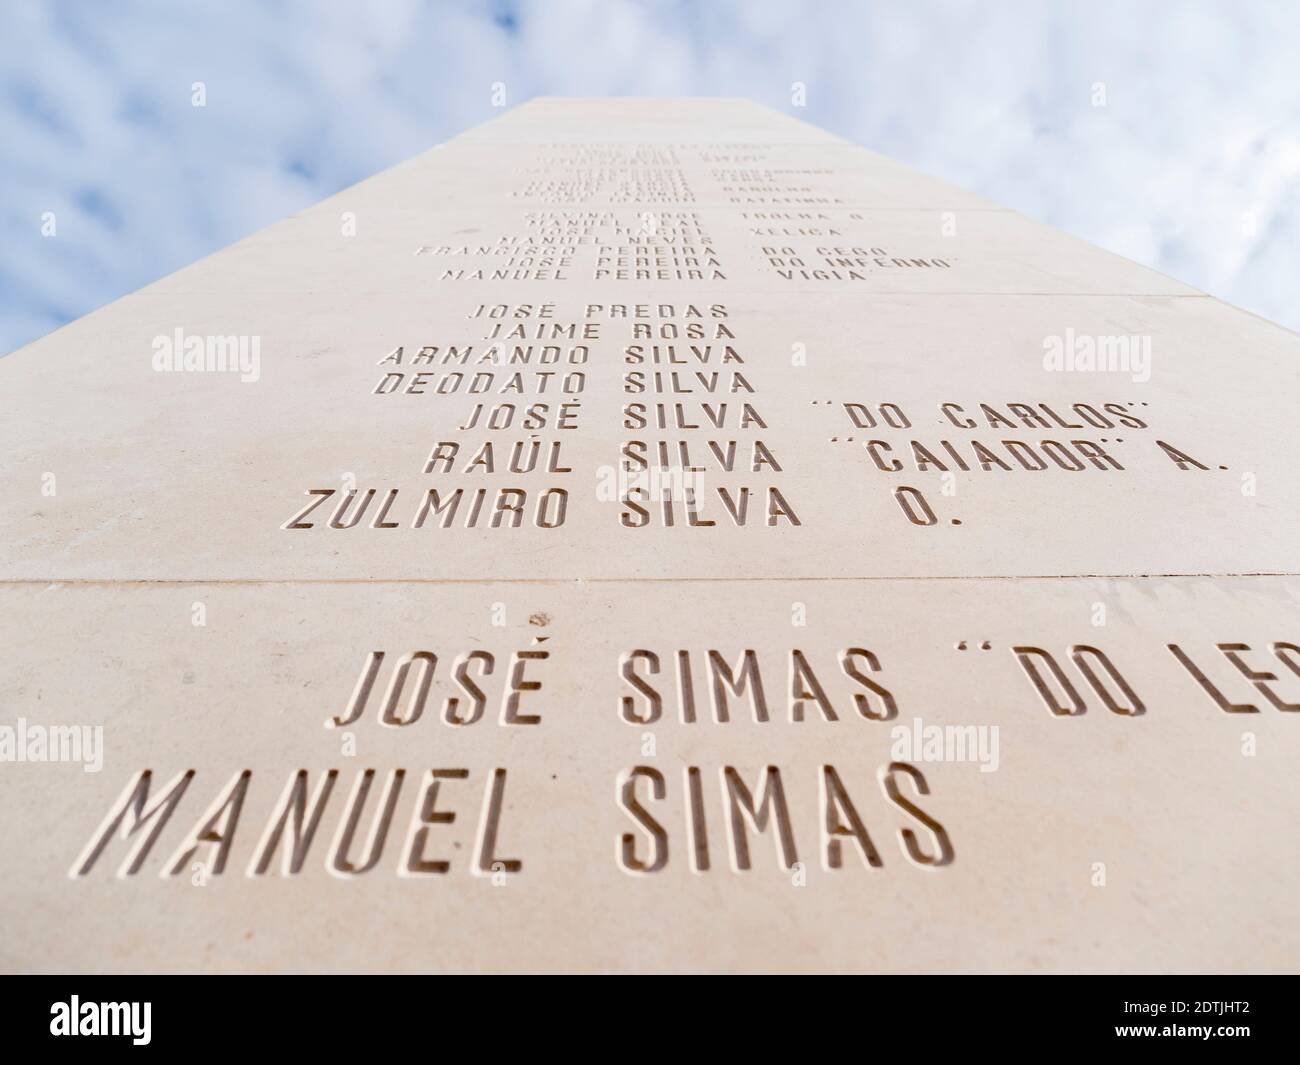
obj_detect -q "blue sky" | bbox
[4,0,1299,354]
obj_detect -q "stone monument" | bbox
[2,98,1298,972]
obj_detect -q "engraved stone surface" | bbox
[2,99,1298,973]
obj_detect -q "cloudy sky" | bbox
[4,0,1299,354]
